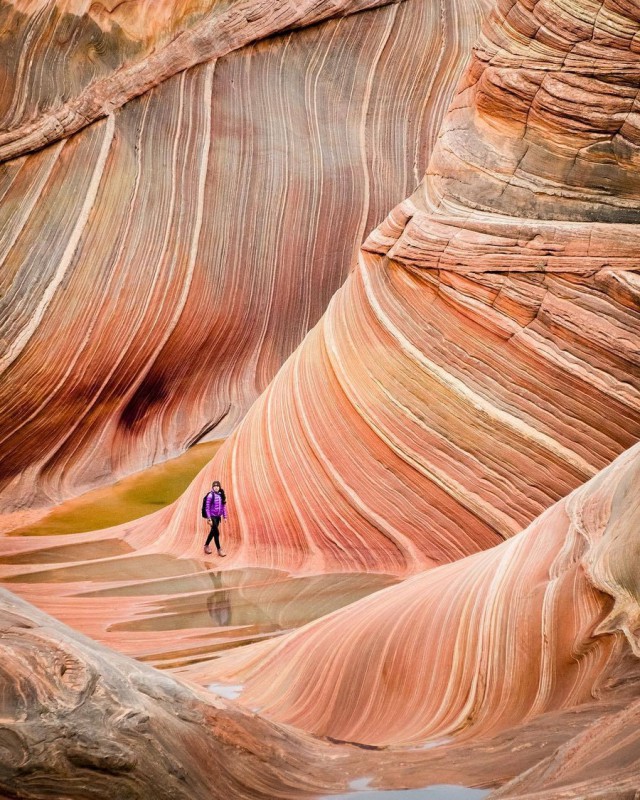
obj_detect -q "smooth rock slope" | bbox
[0,586,353,800]
[166,0,640,574]
[1,1,640,798]
[0,0,489,515]
[203,441,640,748]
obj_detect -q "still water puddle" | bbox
[3,548,396,660]
[7,440,223,536]
[208,682,244,700]
[0,538,133,565]
[324,784,490,799]
[3,439,396,667]
[3,553,203,584]
[104,568,397,634]
[415,738,452,751]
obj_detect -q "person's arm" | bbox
[205,493,213,521]
[222,501,227,520]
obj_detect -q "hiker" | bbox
[203,481,227,557]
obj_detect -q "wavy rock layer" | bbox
[2,453,640,798]
[202,442,640,750]
[2,1,640,796]
[0,0,223,136]
[493,700,640,799]
[0,0,489,514]
[155,0,640,575]
[0,0,396,157]
[0,586,357,800]
[0,542,398,670]
[366,0,640,268]
[176,247,639,575]
[6,572,639,800]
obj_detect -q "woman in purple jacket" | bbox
[204,481,227,556]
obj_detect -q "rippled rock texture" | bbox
[3,443,640,798]
[3,445,640,799]
[172,0,640,574]
[0,587,352,800]
[2,0,640,798]
[205,442,640,748]
[0,0,489,514]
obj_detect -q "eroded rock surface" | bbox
[0,586,350,800]
[0,0,489,514]
[3,455,640,799]
[1,1,640,798]
[168,0,640,574]
[193,443,640,749]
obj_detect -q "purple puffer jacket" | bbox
[205,491,227,519]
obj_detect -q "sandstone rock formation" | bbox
[163,0,640,574]
[0,0,395,158]
[2,0,640,797]
[2,0,639,612]
[3,447,640,798]
[0,586,347,800]
[492,704,640,799]
[202,441,640,748]
[0,0,489,515]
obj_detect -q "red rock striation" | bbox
[492,701,640,799]
[0,585,355,800]
[3,445,640,796]
[2,1,640,797]
[6,559,639,799]
[0,0,397,159]
[166,0,640,574]
[202,441,640,748]
[0,0,489,514]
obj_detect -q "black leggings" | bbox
[205,516,222,549]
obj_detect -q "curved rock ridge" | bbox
[151,0,640,574]
[152,241,639,574]
[2,456,640,797]
[0,586,357,800]
[2,0,640,796]
[0,0,227,128]
[0,0,490,514]
[8,0,232,45]
[0,0,396,159]
[199,441,640,748]
[492,698,640,799]
[365,0,640,269]
[5,561,640,800]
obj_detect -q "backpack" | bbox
[201,492,211,518]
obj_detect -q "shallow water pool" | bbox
[323,785,490,799]
[7,440,223,536]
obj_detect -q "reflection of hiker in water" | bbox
[206,571,232,626]
[202,480,227,557]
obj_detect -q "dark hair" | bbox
[211,481,226,504]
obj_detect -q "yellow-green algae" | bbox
[10,440,223,536]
